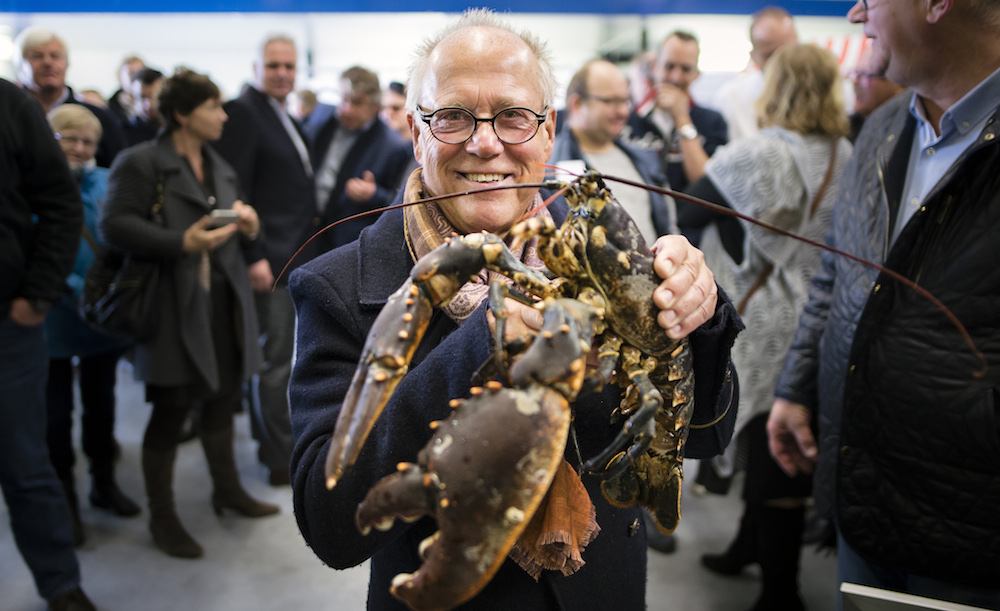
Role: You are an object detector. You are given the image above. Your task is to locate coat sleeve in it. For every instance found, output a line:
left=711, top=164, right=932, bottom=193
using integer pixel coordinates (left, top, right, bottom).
left=698, top=108, right=729, bottom=158
left=684, top=287, right=743, bottom=458
left=772, top=224, right=836, bottom=410
left=100, top=147, right=186, bottom=259
left=14, top=89, right=83, bottom=305
left=287, top=260, right=497, bottom=570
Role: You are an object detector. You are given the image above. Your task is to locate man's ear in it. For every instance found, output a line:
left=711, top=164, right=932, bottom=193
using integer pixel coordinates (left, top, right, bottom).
left=925, top=0, right=953, bottom=23
left=411, top=112, right=425, bottom=166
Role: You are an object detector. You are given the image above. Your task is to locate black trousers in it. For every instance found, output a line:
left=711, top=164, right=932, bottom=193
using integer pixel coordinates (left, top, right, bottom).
left=46, top=349, right=125, bottom=480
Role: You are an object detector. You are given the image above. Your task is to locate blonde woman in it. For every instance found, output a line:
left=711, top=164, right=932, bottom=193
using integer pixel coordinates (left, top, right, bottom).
left=679, top=43, right=853, bottom=611
left=46, top=104, right=137, bottom=548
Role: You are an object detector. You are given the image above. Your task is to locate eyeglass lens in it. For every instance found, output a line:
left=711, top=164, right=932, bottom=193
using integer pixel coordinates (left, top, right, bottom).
left=423, top=107, right=544, bottom=145
left=56, top=134, right=97, bottom=148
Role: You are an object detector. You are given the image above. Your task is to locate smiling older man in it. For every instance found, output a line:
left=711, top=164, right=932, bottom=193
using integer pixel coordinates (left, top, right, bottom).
left=287, top=10, right=741, bottom=610
left=14, top=26, right=126, bottom=168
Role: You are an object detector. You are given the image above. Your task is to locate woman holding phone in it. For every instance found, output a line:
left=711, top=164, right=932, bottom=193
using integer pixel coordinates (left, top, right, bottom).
left=102, top=68, right=278, bottom=560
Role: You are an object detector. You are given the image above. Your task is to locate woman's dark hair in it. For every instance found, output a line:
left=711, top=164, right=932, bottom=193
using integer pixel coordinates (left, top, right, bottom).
left=158, top=67, right=221, bottom=132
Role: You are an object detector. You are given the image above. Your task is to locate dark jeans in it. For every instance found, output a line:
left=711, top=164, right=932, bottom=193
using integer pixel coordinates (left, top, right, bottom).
left=250, top=285, right=294, bottom=472
left=46, top=349, right=125, bottom=480
left=837, top=531, right=1000, bottom=610
left=0, top=318, right=80, bottom=600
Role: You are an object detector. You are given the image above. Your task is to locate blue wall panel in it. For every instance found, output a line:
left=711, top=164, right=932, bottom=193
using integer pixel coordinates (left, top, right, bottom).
left=0, top=0, right=857, bottom=16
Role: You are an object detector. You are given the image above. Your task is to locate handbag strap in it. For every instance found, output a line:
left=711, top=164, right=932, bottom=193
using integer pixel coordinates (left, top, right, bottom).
left=81, top=225, right=99, bottom=253
left=736, top=139, right=838, bottom=316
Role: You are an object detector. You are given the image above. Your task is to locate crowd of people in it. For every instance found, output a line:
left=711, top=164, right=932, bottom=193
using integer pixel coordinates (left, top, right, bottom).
left=2, top=1, right=999, bottom=610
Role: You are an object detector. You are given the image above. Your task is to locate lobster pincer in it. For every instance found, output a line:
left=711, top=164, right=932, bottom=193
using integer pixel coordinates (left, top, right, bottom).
left=325, top=232, right=553, bottom=489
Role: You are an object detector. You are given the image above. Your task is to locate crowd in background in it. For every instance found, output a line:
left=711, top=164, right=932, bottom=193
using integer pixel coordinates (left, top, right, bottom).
left=5, top=1, right=998, bottom=610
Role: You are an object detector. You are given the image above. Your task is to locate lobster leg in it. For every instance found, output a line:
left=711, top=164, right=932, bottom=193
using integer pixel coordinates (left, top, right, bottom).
left=600, top=341, right=695, bottom=534
left=581, top=346, right=661, bottom=478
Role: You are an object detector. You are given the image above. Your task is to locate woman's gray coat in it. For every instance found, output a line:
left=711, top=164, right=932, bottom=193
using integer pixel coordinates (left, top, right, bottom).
left=101, top=134, right=261, bottom=392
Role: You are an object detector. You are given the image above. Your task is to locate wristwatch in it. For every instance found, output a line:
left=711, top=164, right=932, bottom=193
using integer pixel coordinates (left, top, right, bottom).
left=677, top=123, right=699, bottom=141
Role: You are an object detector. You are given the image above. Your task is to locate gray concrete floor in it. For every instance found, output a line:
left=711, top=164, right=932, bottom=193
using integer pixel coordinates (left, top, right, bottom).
left=1, top=362, right=838, bottom=610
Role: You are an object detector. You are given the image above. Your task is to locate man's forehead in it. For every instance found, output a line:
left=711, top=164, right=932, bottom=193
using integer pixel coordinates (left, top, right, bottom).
left=423, top=32, right=542, bottom=105
left=264, top=41, right=296, bottom=60
left=660, top=38, right=698, bottom=62
left=27, top=38, right=66, bottom=56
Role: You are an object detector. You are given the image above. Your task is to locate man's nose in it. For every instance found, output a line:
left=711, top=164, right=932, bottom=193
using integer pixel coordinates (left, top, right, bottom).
left=467, top=121, right=503, bottom=155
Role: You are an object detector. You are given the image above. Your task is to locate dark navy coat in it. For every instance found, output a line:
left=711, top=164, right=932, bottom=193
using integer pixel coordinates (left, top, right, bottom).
left=288, top=192, right=742, bottom=610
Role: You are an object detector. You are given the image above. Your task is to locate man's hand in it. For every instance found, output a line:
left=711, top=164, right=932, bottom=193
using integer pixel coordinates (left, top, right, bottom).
left=767, top=398, right=818, bottom=477
left=655, top=83, right=692, bottom=122
left=487, top=298, right=543, bottom=344
left=345, top=171, right=377, bottom=203
left=248, top=259, right=275, bottom=293
left=651, top=235, right=717, bottom=339
left=9, top=297, right=46, bottom=327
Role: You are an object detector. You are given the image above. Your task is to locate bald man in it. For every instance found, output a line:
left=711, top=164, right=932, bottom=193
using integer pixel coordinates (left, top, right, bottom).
left=712, top=7, right=799, bottom=141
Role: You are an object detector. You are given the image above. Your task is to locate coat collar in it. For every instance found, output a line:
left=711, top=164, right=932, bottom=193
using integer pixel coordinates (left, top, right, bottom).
left=153, top=133, right=239, bottom=210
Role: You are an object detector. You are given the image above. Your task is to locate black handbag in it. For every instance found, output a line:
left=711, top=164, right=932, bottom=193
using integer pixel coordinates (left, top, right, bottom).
left=79, top=175, right=165, bottom=340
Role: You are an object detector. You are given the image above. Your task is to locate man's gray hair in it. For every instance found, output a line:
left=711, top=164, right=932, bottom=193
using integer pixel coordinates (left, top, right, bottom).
left=13, top=26, right=65, bottom=86
left=406, top=8, right=557, bottom=111
left=257, top=34, right=296, bottom=64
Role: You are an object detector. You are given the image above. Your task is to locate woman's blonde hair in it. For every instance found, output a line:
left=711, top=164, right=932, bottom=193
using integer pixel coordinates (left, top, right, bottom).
left=756, top=43, right=849, bottom=138
left=47, top=104, right=103, bottom=139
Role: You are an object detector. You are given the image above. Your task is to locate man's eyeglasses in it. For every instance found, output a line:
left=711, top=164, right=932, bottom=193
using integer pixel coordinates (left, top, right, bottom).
left=585, top=95, right=633, bottom=110
left=419, top=107, right=547, bottom=145
left=55, top=133, right=97, bottom=148
left=849, top=70, right=885, bottom=86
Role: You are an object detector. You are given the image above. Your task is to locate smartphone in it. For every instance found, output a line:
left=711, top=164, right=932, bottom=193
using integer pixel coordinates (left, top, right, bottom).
left=208, top=208, right=239, bottom=227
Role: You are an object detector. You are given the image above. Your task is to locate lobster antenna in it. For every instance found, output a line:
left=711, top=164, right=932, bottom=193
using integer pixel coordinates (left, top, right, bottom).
left=599, top=173, right=987, bottom=378
left=271, top=172, right=559, bottom=289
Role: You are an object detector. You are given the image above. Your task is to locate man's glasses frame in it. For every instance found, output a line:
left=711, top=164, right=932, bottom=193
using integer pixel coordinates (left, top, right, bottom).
left=418, top=106, right=547, bottom=145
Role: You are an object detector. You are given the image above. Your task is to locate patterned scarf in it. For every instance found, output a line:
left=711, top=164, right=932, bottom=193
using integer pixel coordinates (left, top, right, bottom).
left=402, top=168, right=550, bottom=323
left=401, top=168, right=600, bottom=578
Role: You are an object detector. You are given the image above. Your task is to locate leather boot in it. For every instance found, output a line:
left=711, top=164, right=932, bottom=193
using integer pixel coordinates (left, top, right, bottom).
left=200, top=428, right=280, bottom=518
left=702, top=502, right=759, bottom=576
left=748, top=505, right=806, bottom=611
left=59, top=474, right=86, bottom=548
left=142, top=447, right=203, bottom=558
left=89, top=459, right=141, bottom=517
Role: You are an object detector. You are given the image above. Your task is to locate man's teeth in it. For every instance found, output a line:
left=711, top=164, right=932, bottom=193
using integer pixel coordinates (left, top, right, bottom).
left=464, top=173, right=505, bottom=183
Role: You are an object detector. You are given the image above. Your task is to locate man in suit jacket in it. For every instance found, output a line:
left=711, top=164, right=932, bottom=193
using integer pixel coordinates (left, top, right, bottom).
left=621, top=30, right=728, bottom=194
left=213, top=34, right=319, bottom=486
left=312, top=66, right=413, bottom=252
left=14, top=26, right=126, bottom=169
left=550, top=59, right=677, bottom=243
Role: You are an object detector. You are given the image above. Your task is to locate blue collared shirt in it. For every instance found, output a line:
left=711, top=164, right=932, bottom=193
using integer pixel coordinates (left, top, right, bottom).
left=892, top=66, right=1000, bottom=245
left=890, top=70, right=1000, bottom=245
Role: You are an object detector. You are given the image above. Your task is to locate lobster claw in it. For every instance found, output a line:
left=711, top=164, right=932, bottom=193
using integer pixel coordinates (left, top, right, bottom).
left=356, top=382, right=571, bottom=611
left=326, top=233, right=554, bottom=489
left=325, top=279, right=434, bottom=489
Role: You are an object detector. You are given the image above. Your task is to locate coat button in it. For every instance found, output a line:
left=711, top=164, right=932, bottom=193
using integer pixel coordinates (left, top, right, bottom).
left=840, top=446, right=852, bottom=460
left=873, top=284, right=881, bottom=294
left=848, top=364, right=856, bottom=374
left=312, top=217, right=321, bottom=226
left=628, top=518, right=640, bottom=537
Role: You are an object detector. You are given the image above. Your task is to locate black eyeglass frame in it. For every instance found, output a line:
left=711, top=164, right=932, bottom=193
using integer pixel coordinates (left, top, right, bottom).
left=418, top=106, right=548, bottom=145
left=583, top=94, right=634, bottom=109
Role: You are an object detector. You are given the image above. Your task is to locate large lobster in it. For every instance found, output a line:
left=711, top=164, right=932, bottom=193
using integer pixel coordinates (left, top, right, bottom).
left=323, top=171, right=700, bottom=610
